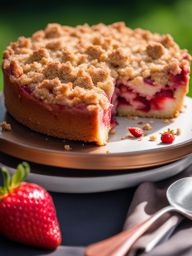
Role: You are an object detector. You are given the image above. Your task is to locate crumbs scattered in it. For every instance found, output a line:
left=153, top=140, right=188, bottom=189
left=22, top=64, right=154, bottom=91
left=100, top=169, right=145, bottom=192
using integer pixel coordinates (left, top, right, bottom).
left=137, top=121, right=144, bottom=125
left=176, top=128, right=181, bottom=136
left=0, top=121, right=12, bottom=131
left=143, top=123, right=152, bottom=130
left=105, top=150, right=110, bottom=154
left=110, top=128, right=116, bottom=135
left=163, top=118, right=176, bottom=124
left=149, top=135, right=157, bottom=141
left=163, top=119, right=170, bottom=124
left=64, top=144, right=72, bottom=151
left=127, top=115, right=138, bottom=120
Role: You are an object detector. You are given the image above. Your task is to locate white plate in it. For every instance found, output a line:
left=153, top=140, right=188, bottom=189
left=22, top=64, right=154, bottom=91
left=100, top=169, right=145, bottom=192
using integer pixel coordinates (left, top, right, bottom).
left=0, top=156, right=191, bottom=193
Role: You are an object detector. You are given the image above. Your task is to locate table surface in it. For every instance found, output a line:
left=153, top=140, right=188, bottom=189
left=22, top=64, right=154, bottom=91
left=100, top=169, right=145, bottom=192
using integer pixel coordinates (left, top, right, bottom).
left=0, top=174, right=135, bottom=256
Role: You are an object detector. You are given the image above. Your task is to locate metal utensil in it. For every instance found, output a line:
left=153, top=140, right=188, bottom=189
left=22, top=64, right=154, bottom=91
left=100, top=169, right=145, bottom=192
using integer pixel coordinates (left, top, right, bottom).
left=85, top=177, right=192, bottom=256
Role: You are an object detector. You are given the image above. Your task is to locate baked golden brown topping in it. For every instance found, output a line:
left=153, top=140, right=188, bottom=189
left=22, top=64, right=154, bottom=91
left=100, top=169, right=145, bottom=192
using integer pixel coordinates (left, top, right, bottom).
left=2, top=22, right=191, bottom=110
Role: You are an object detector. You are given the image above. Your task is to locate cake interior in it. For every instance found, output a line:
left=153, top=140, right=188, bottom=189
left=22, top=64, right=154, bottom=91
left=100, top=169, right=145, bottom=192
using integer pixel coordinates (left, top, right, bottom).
left=111, top=64, right=189, bottom=119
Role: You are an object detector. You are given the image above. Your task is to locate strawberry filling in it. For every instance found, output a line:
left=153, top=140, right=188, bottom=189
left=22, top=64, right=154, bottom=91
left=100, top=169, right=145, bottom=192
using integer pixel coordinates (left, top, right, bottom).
left=112, top=65, right=189, bottom=115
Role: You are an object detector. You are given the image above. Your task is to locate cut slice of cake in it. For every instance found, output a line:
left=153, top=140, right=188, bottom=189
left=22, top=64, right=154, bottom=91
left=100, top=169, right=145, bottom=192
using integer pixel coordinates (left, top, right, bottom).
left=2, top=22, right=191, bottom=145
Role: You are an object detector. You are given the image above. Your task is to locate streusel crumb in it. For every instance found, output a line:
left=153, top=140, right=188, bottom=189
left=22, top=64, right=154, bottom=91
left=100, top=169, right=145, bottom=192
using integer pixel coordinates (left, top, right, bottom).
left=64, top=144, right=72, bottom=151
left=0, top=121, right=12, bottom=131
left=149, top=135, right=157, bottom=141
left=127, top=115, right=136, bottom=120
left=110, top=128, right=116, bottom=135
left=146, top=43, right=165, bottom=59
left=163, top=119, right=171, bottom=124
left=3, top=22, right=191, bottom=110
left=143, top=123, right=152, bottom=130
left=176, top=128, right=181, bottom=136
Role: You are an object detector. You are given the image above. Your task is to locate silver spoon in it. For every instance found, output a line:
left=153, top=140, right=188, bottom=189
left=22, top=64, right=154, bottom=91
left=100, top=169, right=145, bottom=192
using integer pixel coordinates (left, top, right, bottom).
left=85, top=177, right=192, bottom=256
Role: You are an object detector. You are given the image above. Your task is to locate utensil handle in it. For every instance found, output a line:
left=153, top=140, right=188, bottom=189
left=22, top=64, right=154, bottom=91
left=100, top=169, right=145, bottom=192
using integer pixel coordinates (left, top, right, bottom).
left=85, top=206, right=174, bottom=256
left=143, top=215, right=183, bottom=253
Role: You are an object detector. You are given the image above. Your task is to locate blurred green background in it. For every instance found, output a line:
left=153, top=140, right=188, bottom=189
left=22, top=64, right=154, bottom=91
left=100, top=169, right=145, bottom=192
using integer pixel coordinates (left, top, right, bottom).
left=0, top=0, right=192, bottom=95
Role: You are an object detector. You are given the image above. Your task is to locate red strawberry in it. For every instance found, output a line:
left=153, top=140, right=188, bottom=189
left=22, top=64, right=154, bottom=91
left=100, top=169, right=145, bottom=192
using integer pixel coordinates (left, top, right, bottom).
left=128, top=127, right=144, bottom=138
left=0, top=162, right=62, bottom=249
left=161, top=129, right=175, bottom=144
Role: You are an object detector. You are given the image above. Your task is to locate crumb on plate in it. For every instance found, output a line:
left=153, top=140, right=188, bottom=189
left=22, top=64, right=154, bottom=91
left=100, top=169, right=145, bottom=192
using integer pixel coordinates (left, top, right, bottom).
left=110, top=128, right=116, bottom=135
left=143, top=123, right=152, bottom=130
left=127, top=115, right=137, bottom=120
left=64, top=144, right=72, bottom=151
left=0, top=121, right=12, bottom=131
left=163, top=119, right=170, bottom=124
left=149, top=135, right=157, bottom=141
left=176, top=128, right=181, bottom=136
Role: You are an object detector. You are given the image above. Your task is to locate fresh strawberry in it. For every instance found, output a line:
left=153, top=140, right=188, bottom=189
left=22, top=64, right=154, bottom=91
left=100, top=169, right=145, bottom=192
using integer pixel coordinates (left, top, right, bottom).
left=128, top=127, right=144, bottom=138
left=0, top=162, right=62, bottom=249
left=161, top=129, right=175, bottom=144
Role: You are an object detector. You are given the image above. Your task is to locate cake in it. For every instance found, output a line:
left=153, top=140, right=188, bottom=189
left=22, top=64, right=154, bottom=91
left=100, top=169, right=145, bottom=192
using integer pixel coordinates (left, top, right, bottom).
left=2, top=22, right=191, bottom=145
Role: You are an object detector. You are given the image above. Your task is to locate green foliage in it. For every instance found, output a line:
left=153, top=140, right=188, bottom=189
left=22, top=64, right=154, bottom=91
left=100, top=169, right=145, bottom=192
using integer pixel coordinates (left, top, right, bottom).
left=0, top=0, right=191, bottom=95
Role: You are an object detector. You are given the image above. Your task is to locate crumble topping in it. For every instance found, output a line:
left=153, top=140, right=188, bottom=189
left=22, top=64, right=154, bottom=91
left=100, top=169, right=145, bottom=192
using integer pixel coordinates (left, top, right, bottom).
left=146, top=42, right=165, bottom=59
left=3, top=22, right=191, bottom=109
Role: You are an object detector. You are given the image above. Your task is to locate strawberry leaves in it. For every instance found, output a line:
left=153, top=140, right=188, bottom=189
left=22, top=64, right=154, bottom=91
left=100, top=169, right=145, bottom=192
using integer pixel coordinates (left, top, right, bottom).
left=1, top=166, right=11, bottom=193
left=0, top=162, right=30, bottom=199
left=11, top=162, right=30, bottom=188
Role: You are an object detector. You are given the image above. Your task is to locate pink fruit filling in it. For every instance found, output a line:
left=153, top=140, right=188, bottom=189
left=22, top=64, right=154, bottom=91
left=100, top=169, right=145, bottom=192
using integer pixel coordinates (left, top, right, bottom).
left=112, top=84, right=175, bottom=113
left=112, top=66, right=189, bottom=116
